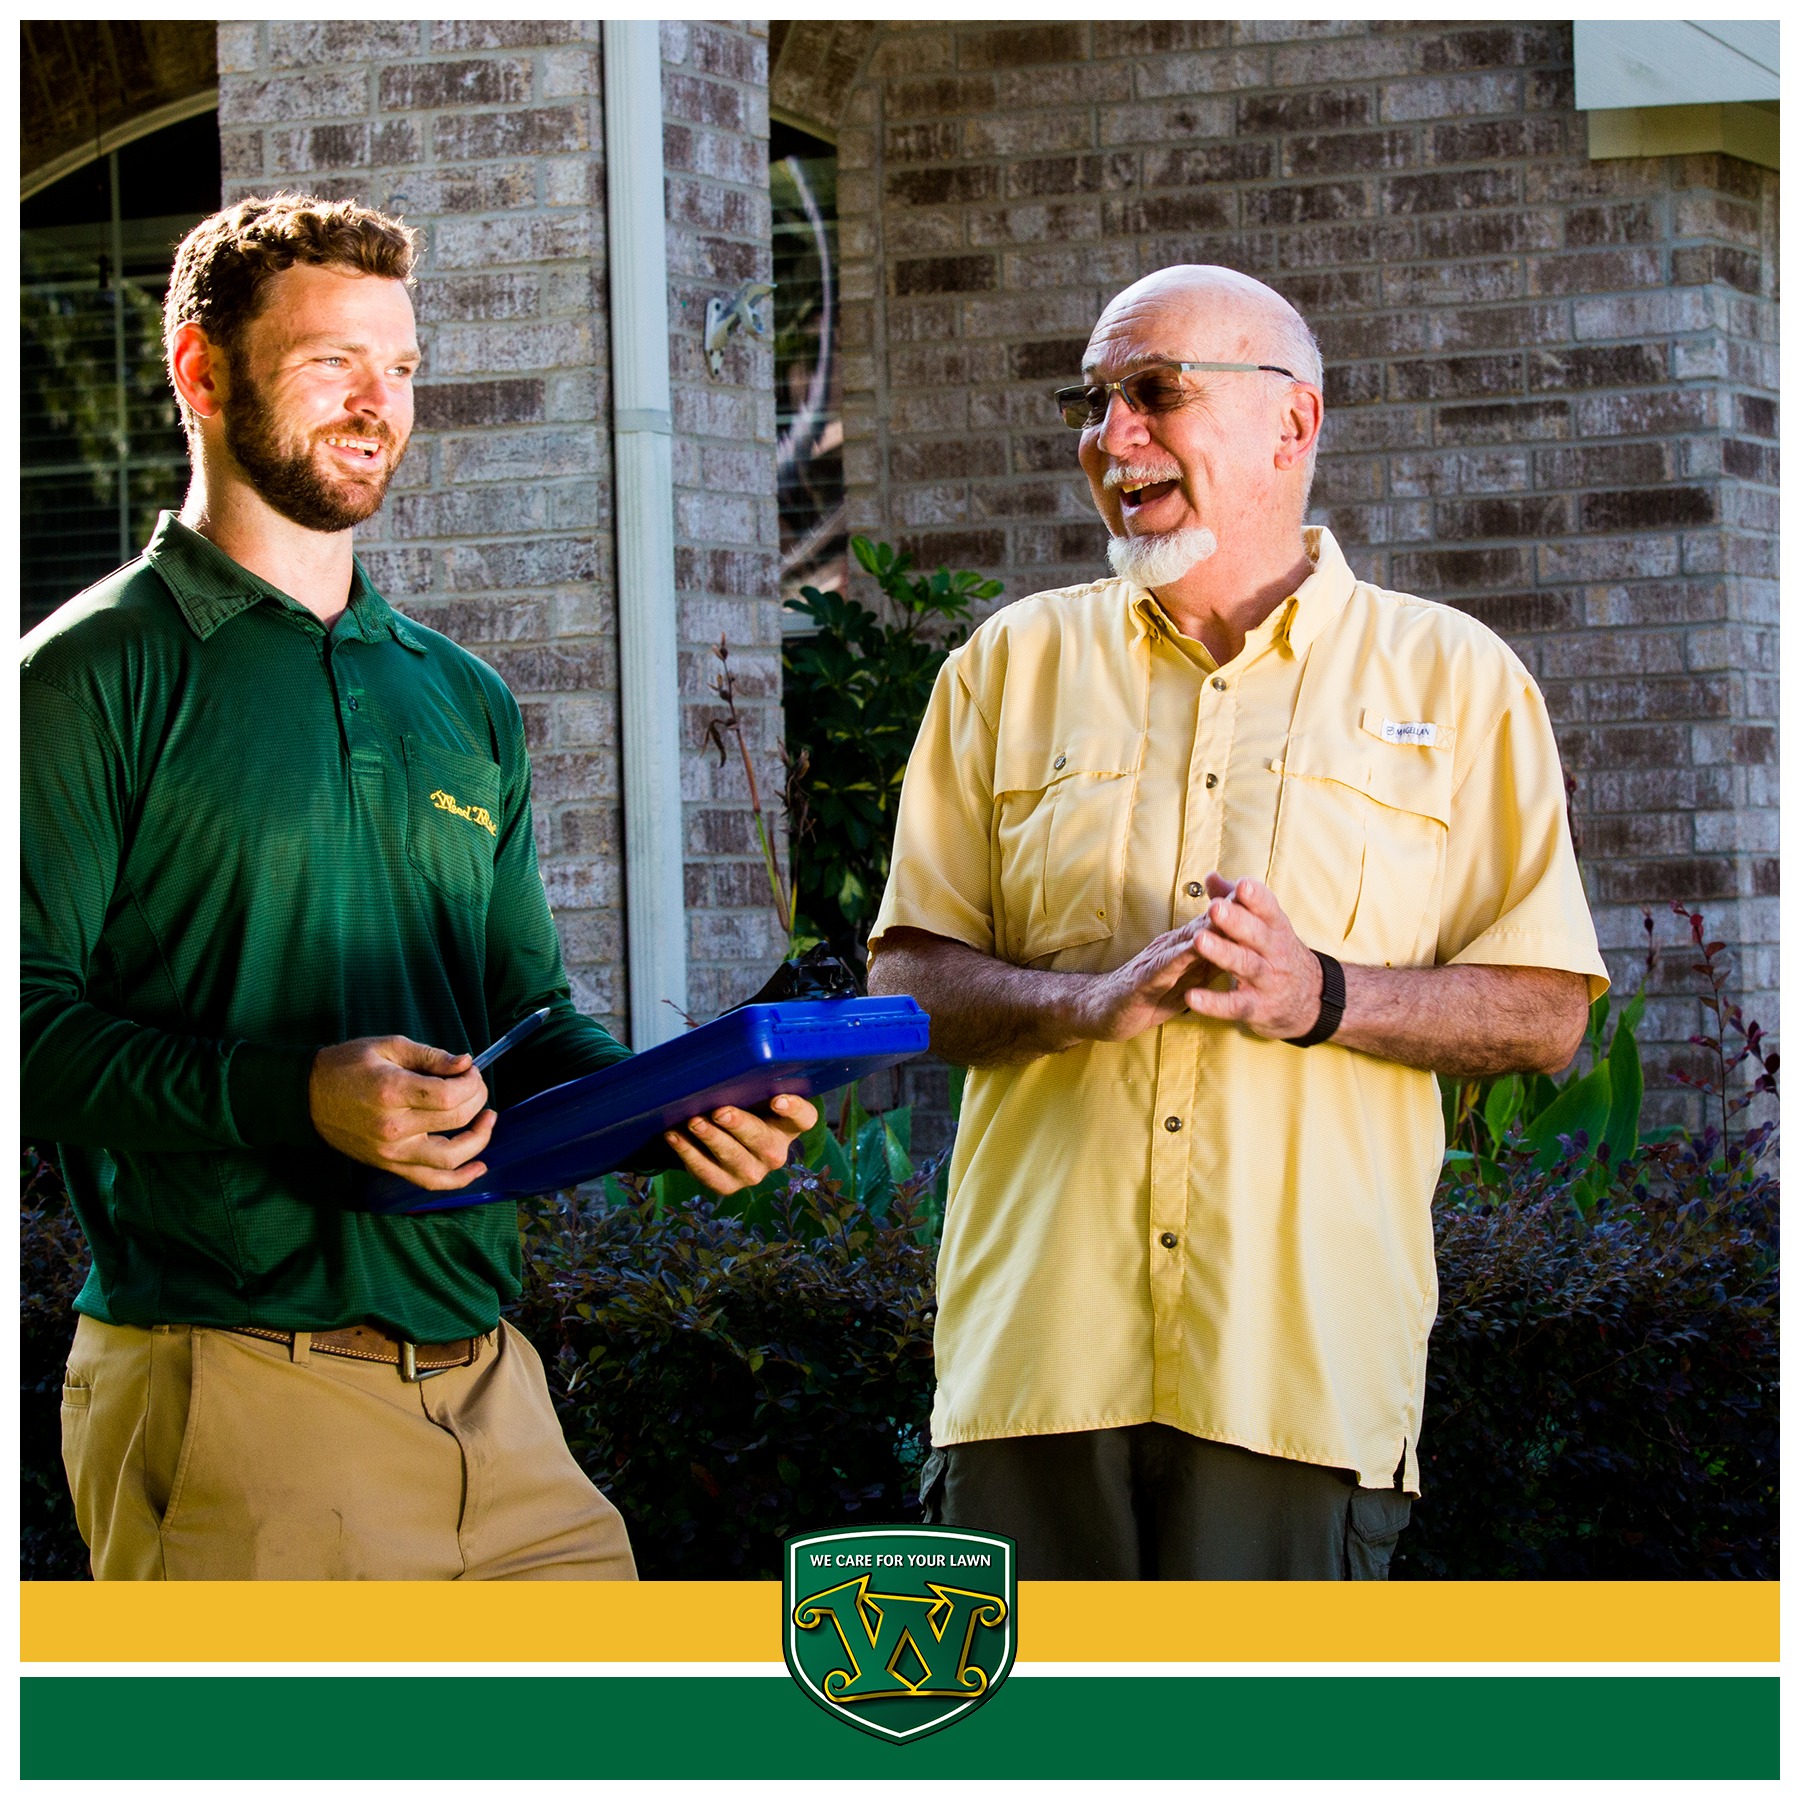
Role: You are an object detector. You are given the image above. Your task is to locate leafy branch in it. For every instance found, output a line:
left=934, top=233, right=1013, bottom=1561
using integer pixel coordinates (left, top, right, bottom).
left=1670, top=903, right=1779, bottom=1159
left=780, top=536, right=1001, bottom=963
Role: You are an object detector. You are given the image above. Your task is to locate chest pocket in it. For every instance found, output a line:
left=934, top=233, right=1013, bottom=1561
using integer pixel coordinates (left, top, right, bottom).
left=405, top=734, right=502, bottom=912
left=993, top=730, right=1142, bottom=964
left=1270, top=710, right=1454, bottom=968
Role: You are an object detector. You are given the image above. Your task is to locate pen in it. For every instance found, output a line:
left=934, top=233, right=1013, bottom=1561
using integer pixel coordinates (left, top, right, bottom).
left=471, top=1006, right=553, bottom=1072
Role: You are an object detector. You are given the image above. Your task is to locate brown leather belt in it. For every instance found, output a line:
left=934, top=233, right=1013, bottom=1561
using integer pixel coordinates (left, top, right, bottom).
left=226, top=1322, right=483, bottom=1382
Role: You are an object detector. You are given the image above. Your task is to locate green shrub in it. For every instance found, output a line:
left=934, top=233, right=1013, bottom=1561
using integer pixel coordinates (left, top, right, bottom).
left=1397, top=1125, right=1778, bottom=1579
left=513, top=1159, right=939, bottom=1578
left=17, top=1129, right=1776, bottom=1582
left=1408, top=911, right=1778, bottom=1576
left=782, top=537, right=999, bottom=962
left=20, top=1146, right=91, bottom=1577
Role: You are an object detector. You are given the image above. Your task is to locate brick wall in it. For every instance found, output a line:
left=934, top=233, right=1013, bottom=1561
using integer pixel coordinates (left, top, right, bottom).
left=218, top=20, right=787, bottom=1040
left=661, top=20, right=788, bottom=1019
left=832, top=21, right=1778, bottom=1115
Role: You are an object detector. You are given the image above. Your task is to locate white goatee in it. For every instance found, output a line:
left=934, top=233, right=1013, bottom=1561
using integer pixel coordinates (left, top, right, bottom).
left=1106, top=525, right=1219, bottom=589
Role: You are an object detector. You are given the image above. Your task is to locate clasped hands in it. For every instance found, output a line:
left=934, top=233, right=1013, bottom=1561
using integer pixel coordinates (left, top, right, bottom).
left=309, top=1037, right=816, bottom=1195
left=1075, top=873, right=1327, bottom=1046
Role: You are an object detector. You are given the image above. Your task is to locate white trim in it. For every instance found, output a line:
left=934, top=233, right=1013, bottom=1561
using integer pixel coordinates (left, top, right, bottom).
left=23, top=1660, right=1775, bottom=1679
left=22, top=88, right=219, bottom=201
left=603, top=20, right=689, bottom=1050
left=1573, top=20, right=1778, bottom=111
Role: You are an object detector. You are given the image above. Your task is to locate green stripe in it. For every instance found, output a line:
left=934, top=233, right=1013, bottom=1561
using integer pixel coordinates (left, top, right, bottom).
left=20, top=1676, right=1778, bottom=1780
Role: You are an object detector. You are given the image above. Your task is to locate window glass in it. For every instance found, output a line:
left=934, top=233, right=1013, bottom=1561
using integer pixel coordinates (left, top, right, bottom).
left=770, top=122, right=843, bottom=624
left=20, top=110, right=220, bottom=633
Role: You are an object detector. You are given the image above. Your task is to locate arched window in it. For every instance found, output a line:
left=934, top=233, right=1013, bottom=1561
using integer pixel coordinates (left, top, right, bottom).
left=770, top=121, right=844, bottom=620
left=20, top=109, right=220, bottom=633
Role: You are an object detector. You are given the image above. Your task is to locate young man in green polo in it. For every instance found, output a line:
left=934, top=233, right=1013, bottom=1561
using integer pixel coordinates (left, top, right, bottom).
left=21, top=194, right=815, bottom=1579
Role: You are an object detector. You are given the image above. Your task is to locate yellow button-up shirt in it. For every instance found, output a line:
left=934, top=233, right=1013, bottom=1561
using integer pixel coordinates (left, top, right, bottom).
left=871, top=528, right=1607, bottom=1490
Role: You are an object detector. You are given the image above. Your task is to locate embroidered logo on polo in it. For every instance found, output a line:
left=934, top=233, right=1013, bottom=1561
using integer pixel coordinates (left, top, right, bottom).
left=429, top=788, right=497, bottom=836
left=783, top=1524, right=1017, bottom=1743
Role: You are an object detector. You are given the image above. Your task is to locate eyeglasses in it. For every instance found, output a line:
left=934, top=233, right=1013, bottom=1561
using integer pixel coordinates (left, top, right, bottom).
left=1052, top=361, right=1303, bottom=430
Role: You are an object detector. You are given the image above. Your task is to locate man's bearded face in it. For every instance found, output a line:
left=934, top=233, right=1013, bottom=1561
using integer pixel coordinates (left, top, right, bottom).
left=223, top=347, right=407, bottom=534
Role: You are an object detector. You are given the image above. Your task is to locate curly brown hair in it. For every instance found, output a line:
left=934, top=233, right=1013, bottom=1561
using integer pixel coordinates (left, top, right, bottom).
left=163, top=192, right=419, bottom=423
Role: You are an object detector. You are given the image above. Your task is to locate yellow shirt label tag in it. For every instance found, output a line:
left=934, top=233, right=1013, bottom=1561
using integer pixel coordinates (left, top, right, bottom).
left=430, top=788, right=497, bottom=835
left=1379, top=718, right=1439, bottom=748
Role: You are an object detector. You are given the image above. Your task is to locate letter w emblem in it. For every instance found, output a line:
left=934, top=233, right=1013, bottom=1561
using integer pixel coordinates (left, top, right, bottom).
left=793, top=1577, right=1008, bottom=1704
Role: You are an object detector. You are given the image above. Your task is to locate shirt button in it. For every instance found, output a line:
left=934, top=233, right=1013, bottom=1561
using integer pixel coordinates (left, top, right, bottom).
left=1185, top=881, right=1203, bottom=898
left=1204, top=772, right=1217, bottom=789
left=347, top=696, right=360, bottom=711
left=1159, top=1232, right=1180, bottom=1249
left=1053, top=754, right=1067, bottom=771
left=1164, top=1116, right=1183, bottom=1133
left=1211, top=676, right=1227, bottom=691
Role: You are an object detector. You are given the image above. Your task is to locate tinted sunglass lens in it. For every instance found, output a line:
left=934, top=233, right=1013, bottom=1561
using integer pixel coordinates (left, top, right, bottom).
left=1126, top=371, right=1182, bottom=413
left=1058, top=387, right=1104, bottom=428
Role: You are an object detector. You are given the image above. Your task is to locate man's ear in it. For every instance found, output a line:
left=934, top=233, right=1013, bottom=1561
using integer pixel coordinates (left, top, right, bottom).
left=169, top=322, right=226, bottom=421
left=1272, top=383, right=1323, bottom=473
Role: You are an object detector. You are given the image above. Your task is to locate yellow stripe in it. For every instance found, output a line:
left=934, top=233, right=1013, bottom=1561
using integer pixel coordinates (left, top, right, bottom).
left=20, top=1580, right=1776, bottom=1664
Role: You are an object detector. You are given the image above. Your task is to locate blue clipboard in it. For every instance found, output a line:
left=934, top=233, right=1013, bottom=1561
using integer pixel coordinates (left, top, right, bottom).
left=359, top=997, right=931, bottom=1214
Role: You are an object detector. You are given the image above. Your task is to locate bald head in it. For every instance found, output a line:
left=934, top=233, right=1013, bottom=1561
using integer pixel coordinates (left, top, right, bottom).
left=1088, top=265, right=1322, bottom=390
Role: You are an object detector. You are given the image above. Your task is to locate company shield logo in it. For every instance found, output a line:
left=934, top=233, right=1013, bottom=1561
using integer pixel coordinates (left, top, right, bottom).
left=783, top=1524, right=1017, bottom=1743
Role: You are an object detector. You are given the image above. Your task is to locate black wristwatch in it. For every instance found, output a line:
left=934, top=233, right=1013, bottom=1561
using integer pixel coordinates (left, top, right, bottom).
left=1285, top=950, right=1346, bottom=1047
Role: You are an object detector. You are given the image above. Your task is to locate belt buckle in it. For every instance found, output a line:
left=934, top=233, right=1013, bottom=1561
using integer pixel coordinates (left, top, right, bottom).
left=400, top=1338, right=467, bottom=1381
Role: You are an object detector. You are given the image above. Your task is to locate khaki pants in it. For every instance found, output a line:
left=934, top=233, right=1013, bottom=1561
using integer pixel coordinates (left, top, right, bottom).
left=60, top=1314, right=636, bottom=1581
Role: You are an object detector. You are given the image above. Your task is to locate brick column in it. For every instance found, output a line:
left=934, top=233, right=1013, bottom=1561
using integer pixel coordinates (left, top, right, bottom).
left=661, top=21, right=787, bottom=1018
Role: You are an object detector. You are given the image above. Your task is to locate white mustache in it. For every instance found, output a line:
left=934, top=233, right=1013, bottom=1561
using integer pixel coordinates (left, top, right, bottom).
left=1103, top=461, right=1183, bottom=491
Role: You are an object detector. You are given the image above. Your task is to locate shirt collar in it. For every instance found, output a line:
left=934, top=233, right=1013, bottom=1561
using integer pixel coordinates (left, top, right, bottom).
left=1125, top=525, right=1354, bottom=666
left=143, top=511, right=426, bottom=652
left=1283, top=525, right=1355, bottom=659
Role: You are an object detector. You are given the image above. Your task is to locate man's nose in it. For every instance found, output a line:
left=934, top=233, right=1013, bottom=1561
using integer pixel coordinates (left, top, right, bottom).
left=346, top=367, right=404, bottom=416
left=1092, top=387, right=1148, bottom=457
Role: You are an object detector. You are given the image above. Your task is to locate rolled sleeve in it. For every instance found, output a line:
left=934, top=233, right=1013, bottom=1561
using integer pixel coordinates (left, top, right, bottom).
left=868, top=654, right=997, bottom=962
left=1439, top=676, right=1610, bottom=999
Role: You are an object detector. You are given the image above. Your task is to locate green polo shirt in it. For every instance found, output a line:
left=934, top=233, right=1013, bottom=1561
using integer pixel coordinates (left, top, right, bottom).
left=21, top=513, right=631, bottom=1341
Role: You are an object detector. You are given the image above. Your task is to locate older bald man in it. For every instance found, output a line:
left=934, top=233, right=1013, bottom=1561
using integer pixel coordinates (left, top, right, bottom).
left=868, top=266, right=1608, bottom=1579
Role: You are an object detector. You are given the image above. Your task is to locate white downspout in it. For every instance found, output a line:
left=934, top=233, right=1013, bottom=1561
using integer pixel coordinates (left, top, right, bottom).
left=603, top=20, right=688, bottom=1048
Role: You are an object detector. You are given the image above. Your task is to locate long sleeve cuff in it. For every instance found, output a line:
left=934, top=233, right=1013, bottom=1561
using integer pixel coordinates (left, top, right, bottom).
left=227, top=1042, right=322, bottom=1148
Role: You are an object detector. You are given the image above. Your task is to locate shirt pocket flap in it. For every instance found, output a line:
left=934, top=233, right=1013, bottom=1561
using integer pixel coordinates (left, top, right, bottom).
left=993, top=727, right=1143, bottom=796
left=1284, top=719, right=1454, bottom=827
left=992, top=729, right=1142, bottom=964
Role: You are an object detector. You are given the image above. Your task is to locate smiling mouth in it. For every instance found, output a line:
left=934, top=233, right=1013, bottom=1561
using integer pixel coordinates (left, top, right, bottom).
left=322, top=432, right=385, bottom=462
left=1118, top=477, right=1180, bottom=513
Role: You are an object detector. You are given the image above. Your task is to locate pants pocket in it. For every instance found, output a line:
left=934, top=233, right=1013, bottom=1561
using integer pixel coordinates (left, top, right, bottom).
left=151, top=1330, right=204, bottom=1532
left=1345, top=1486, right=1413, bottom=1581
left=918, top=1447, right=949, bottom=1523
left=59, top=1373, right=93, bottom=1552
